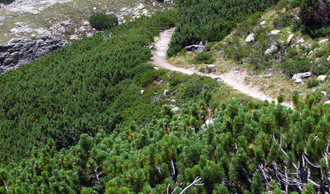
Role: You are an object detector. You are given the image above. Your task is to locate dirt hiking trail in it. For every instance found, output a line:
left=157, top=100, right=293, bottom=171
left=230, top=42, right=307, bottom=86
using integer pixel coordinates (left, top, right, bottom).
left=151, top=28, right=293, bottom=108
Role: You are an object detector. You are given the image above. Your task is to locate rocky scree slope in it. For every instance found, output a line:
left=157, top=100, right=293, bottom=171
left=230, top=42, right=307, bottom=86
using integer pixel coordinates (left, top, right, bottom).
left=0, top=0, right=172, bottom=74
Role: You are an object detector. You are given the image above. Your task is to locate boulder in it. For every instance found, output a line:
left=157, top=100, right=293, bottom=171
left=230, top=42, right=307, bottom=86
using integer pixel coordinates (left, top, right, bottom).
left=0, top=36, right=69, bottom=74
left=137, top=3, right=145, bottom=10
left=8, top=38, right=23, bottom=45
left=243, top=33, right=255, bottom=45
left=324, top=100, right=330, bottom=104
left=316, top=75, right=326, bottom=81
left=171, top=107, right=180, bottom=111
left=319, top=39, right=329, bottom=44
left=308, top=49, right=316, bottom=55
left=265, top=45, right=277, bottom=54
left=292, top=72, right=311, bottom=80
left=120, top=7, right=130, bottom=16
left=185, top=42, right=205, bottom=52
left=82, top=21, right=90, bottom=26
left=287, top=34, right=294, bottom=43
left=69, top=35, right=80, bottom=40
left=269, top=30, right=280, bottom=35
left=297, top=38, right=305, bottom=44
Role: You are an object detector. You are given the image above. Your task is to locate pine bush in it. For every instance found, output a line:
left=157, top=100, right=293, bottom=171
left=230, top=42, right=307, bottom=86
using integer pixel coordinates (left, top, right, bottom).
left=89, top=12, right=118, bottom=30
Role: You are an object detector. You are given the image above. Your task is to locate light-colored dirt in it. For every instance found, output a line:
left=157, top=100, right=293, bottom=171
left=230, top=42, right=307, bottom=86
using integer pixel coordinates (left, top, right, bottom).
left=152, top=28, right=293, bottom=108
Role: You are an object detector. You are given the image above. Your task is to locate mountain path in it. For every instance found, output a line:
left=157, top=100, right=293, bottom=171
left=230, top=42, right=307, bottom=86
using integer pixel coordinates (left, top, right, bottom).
left=151, top=28, right=293, bottom=108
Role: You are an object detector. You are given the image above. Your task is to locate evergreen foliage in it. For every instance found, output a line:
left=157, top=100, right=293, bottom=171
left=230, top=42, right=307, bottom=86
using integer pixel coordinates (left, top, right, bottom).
left=299, top=0, right=330, bottom=37
left=0, top=11, right=176, bottom=164
left=89, top=12, right=118, bottom=30
left=2, top=91, right=330, bottom=193
left=193, top=52, right=214, bottom=64
left=0, top=0, right=14, bottom=4
left=167, top=0, right=279, bottom=56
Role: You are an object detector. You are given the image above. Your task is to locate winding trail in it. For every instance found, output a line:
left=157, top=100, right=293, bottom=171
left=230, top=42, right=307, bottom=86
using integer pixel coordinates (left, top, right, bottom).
left=151, top=28, right=293, bottom=108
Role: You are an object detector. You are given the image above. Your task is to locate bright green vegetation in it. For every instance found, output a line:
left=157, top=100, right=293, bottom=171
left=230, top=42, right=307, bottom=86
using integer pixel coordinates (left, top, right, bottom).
left=89, top=12, right=118, bottom=31
left=218, top=1, right=330, bottom=76
left=2, top=0, right=330, bottom=193
left=193, top=52, right=214, bottom=64
left=0, top=12, right=176, bottom=164
left=1, top=87, right=330, bottom=193
left=167, top=0, right=279, bottom=57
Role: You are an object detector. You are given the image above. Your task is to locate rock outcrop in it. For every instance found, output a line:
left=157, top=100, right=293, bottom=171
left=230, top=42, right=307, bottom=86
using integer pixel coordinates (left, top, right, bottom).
left=0, top=36, right=69, bottom=74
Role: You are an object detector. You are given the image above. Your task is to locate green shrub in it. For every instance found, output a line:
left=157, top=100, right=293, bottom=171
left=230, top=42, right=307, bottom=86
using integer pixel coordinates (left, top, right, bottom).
left=89, top=12, right=118, bottom=30
left=274, top=14, right=293, bottom=29
left=299, top=0, right=330, bottom=37
left=307, top=78, right=319, bottom=88
left=194, top=52, right=214, bottom=64
left=288, top=0, right=301, bottom=8
left=167, top=0, right=279, bottom=56
left=0, top=0, right=14, bottom=4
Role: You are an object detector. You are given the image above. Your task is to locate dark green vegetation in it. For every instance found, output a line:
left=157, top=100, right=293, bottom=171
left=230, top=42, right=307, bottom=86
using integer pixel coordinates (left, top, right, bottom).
left=2, top=88, right=330, bottom=193
left=2, top=0, right=330, bottom=193
left=299, top=0, right=330, bottom=37
left=0, top=0, right=14, bottom=4
left=167, top=0, right=279, bottom=57
left=194, top=52, right=214, bottom=64
left=218, top=1, right=330, bottom=78
left=0, top=12, right=176, bottom=164
left=89, top=12, right=118, bottom=31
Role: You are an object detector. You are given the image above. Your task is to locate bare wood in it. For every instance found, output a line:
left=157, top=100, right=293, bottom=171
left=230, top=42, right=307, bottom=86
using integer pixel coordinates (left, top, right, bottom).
left=180, top=176, right=204, bottom=194
left=3, top=180, right=8, bottom=192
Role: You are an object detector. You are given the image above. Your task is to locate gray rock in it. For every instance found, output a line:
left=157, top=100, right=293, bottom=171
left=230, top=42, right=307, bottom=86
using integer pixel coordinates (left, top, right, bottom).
left=82, top=21, right=90, bottom=26
left=70, top=35, right=80, bottom=40
left=171, top=107, right=180, bottom=111
left=36, top=35, right=50, bottom=40
left=269, top=30, right=280, bottom=35
left=308, top=48, right=316, bottom=55
left=295, top=78, right=303, bottom=83
left=137, top=3, right=145, bottom=10
left=324, top=100, right=330, bottom=104
left=0, top=35, right=69, bottom=74
left=3, top=52, right=21, bottom=67
left=265, top=44, right=277, bottom=54
left=297, top=38, right=305, bottom=44
left=319, top=39, right=329, bottom=44
left=292, top=72, right=311, bottom=80
left=321, top=91, right=327, bottom=96
left=287, top=34, right=294, bottom=43
left=120, top=7, right=130, bottom=16
left=185, top=42, right=206, bottom=52
left=317, top=75, right=326, bottom=81
left=243, top=33, right=255, bottom=45
left=8, top=38, right=23, bottom=45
